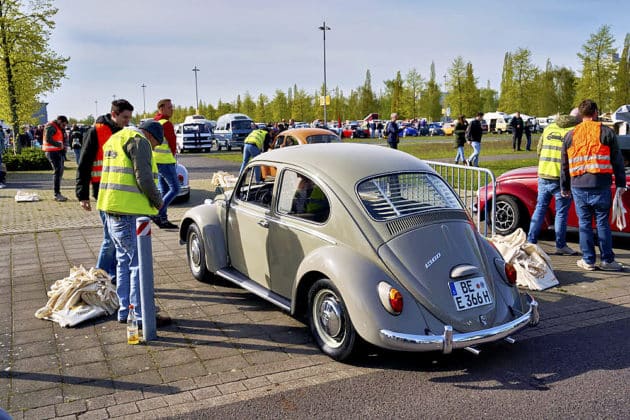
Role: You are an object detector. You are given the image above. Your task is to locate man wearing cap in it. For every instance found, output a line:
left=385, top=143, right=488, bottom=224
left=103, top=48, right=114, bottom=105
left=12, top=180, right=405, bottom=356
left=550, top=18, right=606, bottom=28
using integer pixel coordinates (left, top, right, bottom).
left=526, top=109, right=581, bottom=255
left=97, top=121, right=165, bottom=324
left=43, top=115, right=69, bottom=201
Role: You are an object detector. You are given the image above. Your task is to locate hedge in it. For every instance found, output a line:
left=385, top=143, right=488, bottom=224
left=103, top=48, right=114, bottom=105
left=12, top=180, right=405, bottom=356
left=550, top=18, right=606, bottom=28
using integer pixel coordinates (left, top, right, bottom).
left=3, top=148, right=51, bottom=171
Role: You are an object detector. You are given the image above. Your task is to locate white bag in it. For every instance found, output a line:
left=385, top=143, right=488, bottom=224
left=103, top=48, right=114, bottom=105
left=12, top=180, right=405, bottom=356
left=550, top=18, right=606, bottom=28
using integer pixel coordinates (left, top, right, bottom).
left=611, top=188, right=627, bottom=231
left=489, top=228, right=559, bottom=291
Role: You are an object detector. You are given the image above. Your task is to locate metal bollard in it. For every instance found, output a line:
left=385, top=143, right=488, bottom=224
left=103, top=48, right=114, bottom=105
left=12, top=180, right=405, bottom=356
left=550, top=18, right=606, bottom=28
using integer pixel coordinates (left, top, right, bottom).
left=136, top=216, right=156, bottom=341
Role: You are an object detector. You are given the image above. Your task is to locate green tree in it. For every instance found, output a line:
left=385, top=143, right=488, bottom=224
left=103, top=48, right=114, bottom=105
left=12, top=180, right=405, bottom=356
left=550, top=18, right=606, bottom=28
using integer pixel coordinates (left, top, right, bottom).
left=612, top=33, right=630, bottom=110
left=384, top=71, right=404, bottom=116
left=461, top=62, right=481, bottom=116
left=498, top=52, right=514, bottom=112
left=254, top=94, right=268, bottom=122
left=576, top=25, right=617, bottom=111
left=0, top=0, right=68, bottom=135
left=403, top=68, right=424, bottom=119
left=533, top=59, right=558, bottom=116
left=419, top=62, right=442, bottom=121
left=358, top=69, right=376, bottom=118
left=479, top=81, right=498, bottom=113
left=510, top=48, right=538, bottom=113
left=269, top=89, right=289, bottom=122
left=445, top=57, right=467, bottom=116
left=291, top=85, right=312, bottom=122
left=554, top=67, right=576, bottom=114
left=241, top=92, right=256, bottom=119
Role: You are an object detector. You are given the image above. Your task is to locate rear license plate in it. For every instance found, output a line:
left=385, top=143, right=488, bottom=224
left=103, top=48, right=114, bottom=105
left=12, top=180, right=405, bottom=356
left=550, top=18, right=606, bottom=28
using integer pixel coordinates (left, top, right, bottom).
left=448, top=277, right=493, bottom=311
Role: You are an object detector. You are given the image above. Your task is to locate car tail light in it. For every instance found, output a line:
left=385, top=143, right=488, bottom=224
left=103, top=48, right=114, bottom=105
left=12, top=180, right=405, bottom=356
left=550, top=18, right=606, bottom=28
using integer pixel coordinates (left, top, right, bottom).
left=378, top=282, right=403, bottom=315
left=178, top=174, right=184, bottom=184
left=504, top=262, right=517, bottom=286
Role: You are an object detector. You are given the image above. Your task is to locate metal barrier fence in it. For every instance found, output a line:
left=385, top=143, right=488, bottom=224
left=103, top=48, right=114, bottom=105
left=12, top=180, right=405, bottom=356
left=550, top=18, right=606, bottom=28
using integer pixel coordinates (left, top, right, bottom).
left=425, top=161, right=496, bottom=237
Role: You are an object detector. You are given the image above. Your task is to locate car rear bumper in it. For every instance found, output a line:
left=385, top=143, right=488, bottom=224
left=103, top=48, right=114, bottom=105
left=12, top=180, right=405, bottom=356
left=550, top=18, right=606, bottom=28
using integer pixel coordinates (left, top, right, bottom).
left=379, top=294, right=539, bottom=353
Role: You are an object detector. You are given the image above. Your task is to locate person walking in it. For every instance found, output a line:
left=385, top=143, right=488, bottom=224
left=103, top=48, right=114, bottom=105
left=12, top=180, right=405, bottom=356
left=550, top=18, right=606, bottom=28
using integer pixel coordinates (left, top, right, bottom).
left=561, top=99, right=627, bottom=271
left=43, top=115, right=69, bottom=201
left=527, top=110, right=580, bottom=255
left=453, top=115, right=468, bottom=165
left=386, top=113, right=399, bottom=149
left=70, top=124, right=83, bottom=164
left=152, top=99, right=180, bottom=229
left=76, top=99, right=134, bottom=283
left=510, top=112, right=524, bottom=151
left=96, top=121, right=166, bottom=324
left=524, top=117, right=533, bottom=151
left=466, top=112, right=484, bottom=167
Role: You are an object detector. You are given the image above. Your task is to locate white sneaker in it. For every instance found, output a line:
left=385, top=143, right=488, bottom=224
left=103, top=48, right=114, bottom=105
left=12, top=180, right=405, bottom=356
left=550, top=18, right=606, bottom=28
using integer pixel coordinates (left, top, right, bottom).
left=600, top=260, right=623, bottom=271
left=0, top=183, right=6, bottom=189
left=555, top=245, right=578, bottom=256
left=576, top=259, right=596, bottom=271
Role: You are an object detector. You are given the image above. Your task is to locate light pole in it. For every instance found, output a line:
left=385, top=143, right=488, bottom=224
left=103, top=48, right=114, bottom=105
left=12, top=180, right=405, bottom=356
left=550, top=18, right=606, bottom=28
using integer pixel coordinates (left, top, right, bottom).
left=318, top=21, right=331, bottom=127
left=95, top=100, right=98, bottom=117
left=192, top=65, right=200, bottom=114
left=141, top=84, right=147, bottom=115
left=113, top=94, right=116, bottom=101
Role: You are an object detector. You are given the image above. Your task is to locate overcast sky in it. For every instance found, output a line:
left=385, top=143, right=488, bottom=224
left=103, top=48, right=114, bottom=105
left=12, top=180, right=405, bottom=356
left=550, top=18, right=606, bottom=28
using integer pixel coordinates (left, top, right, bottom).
left=44, top=0, right=629, bottom=119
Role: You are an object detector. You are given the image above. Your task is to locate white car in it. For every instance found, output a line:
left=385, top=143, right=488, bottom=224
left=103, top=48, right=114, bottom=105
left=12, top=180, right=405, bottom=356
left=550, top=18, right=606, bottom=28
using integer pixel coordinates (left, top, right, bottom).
left=174, top=163, right=190, bottom=202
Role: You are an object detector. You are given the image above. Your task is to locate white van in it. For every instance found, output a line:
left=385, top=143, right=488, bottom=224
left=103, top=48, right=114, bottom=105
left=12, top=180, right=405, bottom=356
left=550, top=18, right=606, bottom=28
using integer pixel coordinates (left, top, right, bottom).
left=175, top=119, right=214, bottom=153
left=214, top=113, right=254, bottom=151
left=484, top=112, right=510, bottom=134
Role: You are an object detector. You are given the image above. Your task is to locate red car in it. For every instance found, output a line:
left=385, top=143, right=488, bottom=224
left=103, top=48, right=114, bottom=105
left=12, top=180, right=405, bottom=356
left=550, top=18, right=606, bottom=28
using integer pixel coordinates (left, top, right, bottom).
left=476, top=134, right=630, bottom=236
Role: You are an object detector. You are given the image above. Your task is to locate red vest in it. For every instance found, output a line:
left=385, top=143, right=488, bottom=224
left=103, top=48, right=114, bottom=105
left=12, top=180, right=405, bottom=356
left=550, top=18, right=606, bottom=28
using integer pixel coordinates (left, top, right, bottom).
left=42, top=121, right=64, bottom=152
left=91, top=123, right=113, bottom=183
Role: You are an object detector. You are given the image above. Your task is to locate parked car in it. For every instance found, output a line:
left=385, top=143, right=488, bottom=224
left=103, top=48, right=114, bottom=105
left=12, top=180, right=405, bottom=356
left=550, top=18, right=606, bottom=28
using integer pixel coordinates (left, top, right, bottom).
left=428, top=123, right=445, bottom=136
left=475, top=134, right=630, bottom=236
left=175, top=121, right=214, bottom=153
left=272, top=128, right=340, bottom=148
left=398, top=124, right=418, bottom=137
left=173, top=162, right=190, bottom=202
left=214, top=113, right=254, bottom=151
left=442, top=122, right=455, bottom=136
left=341, top=123, right=369, bottom=139
left=179, top=143, right=539, bottom=361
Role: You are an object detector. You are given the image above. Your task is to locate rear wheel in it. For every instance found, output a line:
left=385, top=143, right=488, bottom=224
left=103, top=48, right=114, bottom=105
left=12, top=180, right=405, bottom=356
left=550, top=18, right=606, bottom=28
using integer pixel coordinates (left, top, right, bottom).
left=186, top=223, right=213, bottom=283
left=491, top=195, right=526, bottom=235
left=308, top=279, right=358, bottom=361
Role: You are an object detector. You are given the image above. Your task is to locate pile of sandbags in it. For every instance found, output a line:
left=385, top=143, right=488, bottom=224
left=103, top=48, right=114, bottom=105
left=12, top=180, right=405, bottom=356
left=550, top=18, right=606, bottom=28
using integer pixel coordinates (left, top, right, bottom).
left=211, top=171, right=238, bottom=193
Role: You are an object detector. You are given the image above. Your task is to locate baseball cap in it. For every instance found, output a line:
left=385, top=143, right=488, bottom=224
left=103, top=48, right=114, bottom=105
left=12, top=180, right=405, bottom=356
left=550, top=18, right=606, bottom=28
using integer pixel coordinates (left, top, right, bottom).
left=139, top=120, right=164, bottom=144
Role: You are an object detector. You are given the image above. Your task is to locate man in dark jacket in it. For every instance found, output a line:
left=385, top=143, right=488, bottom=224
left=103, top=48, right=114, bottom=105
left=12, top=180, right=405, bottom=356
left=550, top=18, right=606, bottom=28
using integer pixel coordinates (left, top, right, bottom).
left=510, top=112, right=524, bottom=151
left=76, top=99, right=134, bottom=282
left=386, top=113, right=399, bottom=149
left=561, top=99, right=627, bottom=271
left=466, top=112, right=484, bottom=166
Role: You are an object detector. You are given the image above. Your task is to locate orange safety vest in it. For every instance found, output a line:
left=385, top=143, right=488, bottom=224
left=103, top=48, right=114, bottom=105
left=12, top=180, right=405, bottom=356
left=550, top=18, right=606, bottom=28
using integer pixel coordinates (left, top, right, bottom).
left=91, top=123, right=113, bottom=183
left=567, top=121, right=613, bottom=177
left=42, top=121, right=64, bottom=152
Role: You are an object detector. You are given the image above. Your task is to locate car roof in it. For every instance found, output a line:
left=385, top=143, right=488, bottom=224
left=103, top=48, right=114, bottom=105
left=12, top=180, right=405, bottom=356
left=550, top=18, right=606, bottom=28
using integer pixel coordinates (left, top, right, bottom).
left=278, top=128, right=338, bottom=141
left=252, top=143, right=434, bottom=187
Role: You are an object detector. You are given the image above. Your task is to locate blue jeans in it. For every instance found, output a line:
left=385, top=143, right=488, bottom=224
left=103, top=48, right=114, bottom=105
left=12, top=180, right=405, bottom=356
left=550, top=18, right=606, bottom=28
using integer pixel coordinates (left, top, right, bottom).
left=571, top=187, right=614, bottom=264
left=455, top=146, right=465, bottom=163
left=97, top=210, right=117, bottom=282
left=240, top=143, right=261, bottom=173
left=105, top=213, right=141, bottom=320
left=468, top=142, right=481, bottom=167
left=73, top=148, right=81, bottom=164
left=527, top=178, right=571, bottom=248
left=157, top=163, right=180, bottom=221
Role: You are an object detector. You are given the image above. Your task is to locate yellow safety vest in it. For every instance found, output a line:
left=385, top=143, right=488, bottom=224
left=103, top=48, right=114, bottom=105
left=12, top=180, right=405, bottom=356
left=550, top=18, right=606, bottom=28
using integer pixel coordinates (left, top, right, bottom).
left=97, top=127, right=159, bottom=216
left=244, top=129, right=267, bottom=150
left=152, top=118, right=177, bottom=164
left=537, top=123, right=573, bottom=179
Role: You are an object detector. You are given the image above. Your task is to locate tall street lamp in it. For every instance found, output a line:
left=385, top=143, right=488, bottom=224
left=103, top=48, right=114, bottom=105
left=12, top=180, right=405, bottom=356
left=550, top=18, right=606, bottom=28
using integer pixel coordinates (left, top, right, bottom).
left=192, top=65, right=200, bottom=114
left=318, top=21, right=331, bottom=127
left=141, top=83, right=147, bottom=115
left=94, top=100, right=98, bottom=117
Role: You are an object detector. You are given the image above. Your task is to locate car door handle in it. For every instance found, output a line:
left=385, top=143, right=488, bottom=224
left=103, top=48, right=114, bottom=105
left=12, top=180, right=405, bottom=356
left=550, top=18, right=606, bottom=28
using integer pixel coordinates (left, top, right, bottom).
left=257, top=220, right=269, bottom=228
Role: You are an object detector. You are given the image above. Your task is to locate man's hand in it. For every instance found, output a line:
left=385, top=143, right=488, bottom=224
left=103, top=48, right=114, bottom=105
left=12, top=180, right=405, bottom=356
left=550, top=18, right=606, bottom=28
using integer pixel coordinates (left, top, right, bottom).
left=561, top=190, right=571, bottom=198
left=617, top=187, right=627, bottom=195
left=80, top=200, right=92, bottom=211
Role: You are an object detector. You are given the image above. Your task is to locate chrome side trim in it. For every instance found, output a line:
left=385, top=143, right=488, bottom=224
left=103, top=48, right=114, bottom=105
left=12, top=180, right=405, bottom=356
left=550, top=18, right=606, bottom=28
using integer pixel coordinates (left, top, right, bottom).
left=215, top=268, right=291, bottom=312
left=379, top=294, right=539, bottom=353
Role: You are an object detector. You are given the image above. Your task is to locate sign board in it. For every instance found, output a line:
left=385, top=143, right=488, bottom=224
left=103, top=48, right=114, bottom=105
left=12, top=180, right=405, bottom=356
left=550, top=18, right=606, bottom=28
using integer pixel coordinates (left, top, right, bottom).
left=319, top=95, right=330, bottom=106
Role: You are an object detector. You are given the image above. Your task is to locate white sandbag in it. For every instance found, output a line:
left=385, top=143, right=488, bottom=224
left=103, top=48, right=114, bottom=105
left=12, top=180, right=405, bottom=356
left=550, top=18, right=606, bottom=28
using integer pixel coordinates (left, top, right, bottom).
left=611, top=188, right=627, bottom=231
left=489, top=228, right=559, bottom=291
left=15, top=190, right=40, bottom=202
left=211, top=171, right=237, bottom=193
left=35, top=266, right=118, bottom=327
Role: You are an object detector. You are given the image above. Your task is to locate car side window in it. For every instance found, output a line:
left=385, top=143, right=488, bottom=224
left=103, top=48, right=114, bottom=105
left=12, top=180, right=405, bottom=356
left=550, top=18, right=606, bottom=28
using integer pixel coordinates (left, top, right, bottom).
left=235, top=166, right=276, bottom=208
left=277, top=170, right=330, bottom=223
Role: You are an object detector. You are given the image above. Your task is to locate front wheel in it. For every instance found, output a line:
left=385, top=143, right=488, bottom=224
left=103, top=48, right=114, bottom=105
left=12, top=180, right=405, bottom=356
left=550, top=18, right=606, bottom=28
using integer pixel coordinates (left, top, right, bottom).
left=186, top=223, right=213, bottom=283
left=491, top=196, right=526, bottom=235
left=308, top=279, right=358, bottom=361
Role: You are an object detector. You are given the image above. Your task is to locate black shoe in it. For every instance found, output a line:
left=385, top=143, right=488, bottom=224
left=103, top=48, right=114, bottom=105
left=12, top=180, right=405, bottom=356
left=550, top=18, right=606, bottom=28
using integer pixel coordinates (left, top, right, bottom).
left=158, top=220, right=178, bottom=229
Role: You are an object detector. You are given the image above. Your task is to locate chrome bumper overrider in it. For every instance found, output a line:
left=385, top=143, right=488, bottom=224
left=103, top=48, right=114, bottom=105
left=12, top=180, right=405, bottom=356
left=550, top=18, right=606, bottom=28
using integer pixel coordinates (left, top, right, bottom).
left=379, top=294, right=539, bottom=353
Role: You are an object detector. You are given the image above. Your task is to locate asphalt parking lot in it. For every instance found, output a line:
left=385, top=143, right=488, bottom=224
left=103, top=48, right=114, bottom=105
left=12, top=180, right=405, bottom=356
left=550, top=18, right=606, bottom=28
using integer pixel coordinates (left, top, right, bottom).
left=0, top=154, right=628, bottom=419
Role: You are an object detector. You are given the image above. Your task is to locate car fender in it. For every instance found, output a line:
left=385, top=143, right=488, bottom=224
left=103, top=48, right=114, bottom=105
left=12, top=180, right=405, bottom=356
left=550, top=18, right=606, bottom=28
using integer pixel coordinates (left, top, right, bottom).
left=292, top=245, right=427, bottom=346
left=179, top=203, right=228, bottom=273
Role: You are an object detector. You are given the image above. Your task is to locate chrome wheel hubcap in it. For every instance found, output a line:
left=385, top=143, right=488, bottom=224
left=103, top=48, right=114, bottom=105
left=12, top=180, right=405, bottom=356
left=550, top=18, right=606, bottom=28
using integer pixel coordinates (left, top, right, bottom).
left=313, top=289, right=345, bottom=348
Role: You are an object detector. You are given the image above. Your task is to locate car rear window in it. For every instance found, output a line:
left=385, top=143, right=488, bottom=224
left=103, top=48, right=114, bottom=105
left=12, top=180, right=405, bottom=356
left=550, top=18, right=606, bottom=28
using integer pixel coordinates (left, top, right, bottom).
left=357, top=172, right=463, bottom=221
left=182, top=123, right=210, bottom=133
left=306, top=134, right=339, bottom=144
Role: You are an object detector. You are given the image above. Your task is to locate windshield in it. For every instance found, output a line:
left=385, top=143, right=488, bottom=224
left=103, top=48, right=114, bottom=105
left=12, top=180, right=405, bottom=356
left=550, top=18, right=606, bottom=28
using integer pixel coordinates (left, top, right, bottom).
left=307, top=134, right=339, bottom=144
left=232, top=120, right=253, bottom=130
left=357, top=172, right=463, bottom=221
left=183, top=123, right=210, bottom=133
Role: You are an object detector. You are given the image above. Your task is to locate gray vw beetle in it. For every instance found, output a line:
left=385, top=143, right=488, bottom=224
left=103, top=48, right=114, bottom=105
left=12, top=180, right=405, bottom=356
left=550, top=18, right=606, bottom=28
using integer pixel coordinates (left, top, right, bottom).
left=179, top=143, right=539, bottom=361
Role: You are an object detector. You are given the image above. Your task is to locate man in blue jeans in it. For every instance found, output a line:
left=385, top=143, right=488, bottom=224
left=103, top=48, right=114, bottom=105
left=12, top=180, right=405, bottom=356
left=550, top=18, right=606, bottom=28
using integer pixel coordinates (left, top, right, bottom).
left=240, top=126, right=270, bottom=179
left=527, top=111, right=580, bottom=255
left=561, top=99, right=627, bottom=271
left=153, top=99, right=180, bottom=229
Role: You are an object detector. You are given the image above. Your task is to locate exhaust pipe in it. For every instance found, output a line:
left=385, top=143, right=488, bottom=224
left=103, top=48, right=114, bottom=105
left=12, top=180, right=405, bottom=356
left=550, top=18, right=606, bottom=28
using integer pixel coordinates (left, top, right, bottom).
left=504, top=336, right=516, bottom=344
left=464, top=346, right=481, bottom=355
